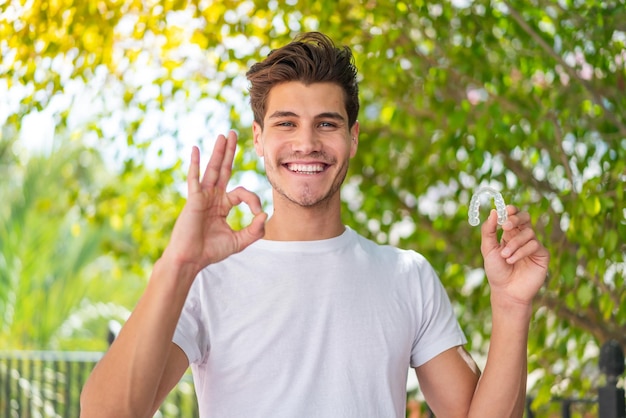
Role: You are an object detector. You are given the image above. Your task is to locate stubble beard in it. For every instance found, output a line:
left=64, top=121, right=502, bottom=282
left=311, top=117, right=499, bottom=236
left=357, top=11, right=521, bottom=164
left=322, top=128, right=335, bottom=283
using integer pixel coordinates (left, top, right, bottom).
left=266, top=157, right=349, bottom=209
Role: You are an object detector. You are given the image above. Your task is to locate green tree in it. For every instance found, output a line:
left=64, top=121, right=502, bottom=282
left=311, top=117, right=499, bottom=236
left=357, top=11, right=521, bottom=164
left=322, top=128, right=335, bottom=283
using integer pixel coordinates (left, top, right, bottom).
left=0, top=135, right=185, bottom=350
left=2, top=0, right=624, bottom=410
left=0, top=137, right=124, bottom=350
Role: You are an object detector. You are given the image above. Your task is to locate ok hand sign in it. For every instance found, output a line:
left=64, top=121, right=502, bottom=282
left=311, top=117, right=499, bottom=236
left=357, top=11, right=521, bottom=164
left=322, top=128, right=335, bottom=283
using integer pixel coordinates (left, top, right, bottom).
left=162, top=131, right=268, bottom=276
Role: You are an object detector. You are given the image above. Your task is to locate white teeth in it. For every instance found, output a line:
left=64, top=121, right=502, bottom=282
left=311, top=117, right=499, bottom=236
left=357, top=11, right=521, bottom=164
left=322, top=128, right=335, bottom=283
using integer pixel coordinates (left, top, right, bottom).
left=287, top=163, right=325, bottom=173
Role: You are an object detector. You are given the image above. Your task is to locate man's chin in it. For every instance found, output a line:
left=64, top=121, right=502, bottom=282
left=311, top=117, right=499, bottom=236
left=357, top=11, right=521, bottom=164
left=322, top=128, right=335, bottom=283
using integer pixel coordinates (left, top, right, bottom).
left=281, top=191, right=332, bottom=208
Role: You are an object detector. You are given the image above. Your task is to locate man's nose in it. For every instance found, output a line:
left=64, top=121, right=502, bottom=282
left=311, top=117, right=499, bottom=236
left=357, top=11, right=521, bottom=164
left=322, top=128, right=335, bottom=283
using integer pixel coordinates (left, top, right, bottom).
left=291, top=127, right=322, bottom=153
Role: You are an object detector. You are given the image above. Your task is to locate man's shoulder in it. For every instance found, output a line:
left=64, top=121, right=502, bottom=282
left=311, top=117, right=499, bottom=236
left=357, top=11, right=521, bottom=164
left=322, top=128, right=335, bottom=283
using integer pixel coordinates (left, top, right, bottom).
left=350, top=227, right=423, bottom=254
left=349, top=227, right=430, bottom=267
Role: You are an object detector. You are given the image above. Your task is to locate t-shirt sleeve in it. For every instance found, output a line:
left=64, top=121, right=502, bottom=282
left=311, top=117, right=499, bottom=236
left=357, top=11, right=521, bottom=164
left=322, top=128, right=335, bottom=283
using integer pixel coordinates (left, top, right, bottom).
left=410, top=258, right=467, bottom=368
left=172, top=275, right=209, bottom=365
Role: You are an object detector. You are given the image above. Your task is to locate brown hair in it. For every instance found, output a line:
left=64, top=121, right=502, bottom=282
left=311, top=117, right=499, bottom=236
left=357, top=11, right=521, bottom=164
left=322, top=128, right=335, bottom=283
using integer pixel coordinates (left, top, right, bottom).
left=246, top=32, right=359, bottom=129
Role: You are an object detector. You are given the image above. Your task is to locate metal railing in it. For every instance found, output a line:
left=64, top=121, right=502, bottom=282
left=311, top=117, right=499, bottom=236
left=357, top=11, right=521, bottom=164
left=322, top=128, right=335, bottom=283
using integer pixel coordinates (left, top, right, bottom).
left=1, top=340, right=624, bottom=418
left=0, top=351, right=198, bottom=417
left=525, top=340, right=625, bottom=418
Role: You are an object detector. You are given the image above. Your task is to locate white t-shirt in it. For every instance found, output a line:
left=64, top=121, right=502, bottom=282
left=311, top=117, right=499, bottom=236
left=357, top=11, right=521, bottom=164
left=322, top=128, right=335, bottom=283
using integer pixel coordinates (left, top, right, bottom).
left=173, top=227, right=466, bottom=417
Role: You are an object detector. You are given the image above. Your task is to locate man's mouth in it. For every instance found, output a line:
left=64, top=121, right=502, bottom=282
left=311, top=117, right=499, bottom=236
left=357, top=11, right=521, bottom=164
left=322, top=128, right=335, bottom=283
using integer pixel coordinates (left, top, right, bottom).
left=285, top=163, right=327, bottom=174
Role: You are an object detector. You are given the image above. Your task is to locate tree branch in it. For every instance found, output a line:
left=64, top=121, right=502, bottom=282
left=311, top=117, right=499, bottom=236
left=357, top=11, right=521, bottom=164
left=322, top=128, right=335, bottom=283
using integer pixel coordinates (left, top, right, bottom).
left=537, top=292, right=626, bottom=347
left=547, top=112, right=577, bottom=196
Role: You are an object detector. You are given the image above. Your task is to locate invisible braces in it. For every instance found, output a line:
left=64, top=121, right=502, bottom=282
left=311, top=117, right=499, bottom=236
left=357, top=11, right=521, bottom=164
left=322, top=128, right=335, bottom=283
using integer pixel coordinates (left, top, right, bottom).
left=468, top=186, right=508, bottom=226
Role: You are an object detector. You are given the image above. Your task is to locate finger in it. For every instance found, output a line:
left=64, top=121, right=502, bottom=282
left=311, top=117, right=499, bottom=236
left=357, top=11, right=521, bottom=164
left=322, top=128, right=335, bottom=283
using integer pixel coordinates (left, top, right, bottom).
left=202, top=134, right=228, bottom=188
left=500, top=212, right=532, bottom=255
left=227, top=186, right=264, bottom=215
left=187, top=146, right=201, bottom=194
left=216, top=131, right=237, bottom=190
left=480, top=209, right=500, bottom=256
left=227, top=187, right=267, bottom=245
left=502, top=236, right=545, bottom=265
left=500, top=227, right=535, bottom=260
left=502, top=207, right=531, bottom=231
left=506, top=205, right=519, bottom=216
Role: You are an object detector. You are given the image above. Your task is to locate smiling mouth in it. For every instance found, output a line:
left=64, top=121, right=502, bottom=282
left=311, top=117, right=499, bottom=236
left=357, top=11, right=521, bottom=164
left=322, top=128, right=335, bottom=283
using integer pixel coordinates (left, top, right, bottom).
left=285, top=163, right=327, bottom=174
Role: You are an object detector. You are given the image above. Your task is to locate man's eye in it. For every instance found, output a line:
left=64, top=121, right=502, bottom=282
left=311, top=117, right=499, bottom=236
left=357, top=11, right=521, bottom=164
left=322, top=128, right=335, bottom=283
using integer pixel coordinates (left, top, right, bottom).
left=277, top=121, right=294, bottom=127
left=318, top=122, right=336, bottom=128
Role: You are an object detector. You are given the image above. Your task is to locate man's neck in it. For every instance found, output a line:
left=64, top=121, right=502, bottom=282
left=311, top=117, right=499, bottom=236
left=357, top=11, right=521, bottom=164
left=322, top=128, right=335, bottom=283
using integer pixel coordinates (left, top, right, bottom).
left=262, top=202, right=345, bottom=241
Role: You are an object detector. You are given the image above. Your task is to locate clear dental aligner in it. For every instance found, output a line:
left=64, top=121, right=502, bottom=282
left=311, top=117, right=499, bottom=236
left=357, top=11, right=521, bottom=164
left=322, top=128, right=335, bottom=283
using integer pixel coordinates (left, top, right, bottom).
left=468, top=186, right=508, bottom=226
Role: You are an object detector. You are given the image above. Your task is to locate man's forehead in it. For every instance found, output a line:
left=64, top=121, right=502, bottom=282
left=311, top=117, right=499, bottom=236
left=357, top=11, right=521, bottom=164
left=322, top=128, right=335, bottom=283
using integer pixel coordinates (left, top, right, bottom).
left=264, top=82, right=346, bottom=119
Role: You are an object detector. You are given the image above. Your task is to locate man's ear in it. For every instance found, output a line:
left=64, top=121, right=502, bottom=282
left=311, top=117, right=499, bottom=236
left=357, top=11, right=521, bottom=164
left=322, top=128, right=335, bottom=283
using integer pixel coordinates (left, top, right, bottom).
left=253, top=121, right=264, bottom=157
left=349, top=121, right=359, bottom=158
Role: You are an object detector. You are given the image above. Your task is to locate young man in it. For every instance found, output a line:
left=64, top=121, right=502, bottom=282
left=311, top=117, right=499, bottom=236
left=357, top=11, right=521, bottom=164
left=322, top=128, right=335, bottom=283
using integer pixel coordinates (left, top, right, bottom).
left=81, top=32, right=549, bottom=417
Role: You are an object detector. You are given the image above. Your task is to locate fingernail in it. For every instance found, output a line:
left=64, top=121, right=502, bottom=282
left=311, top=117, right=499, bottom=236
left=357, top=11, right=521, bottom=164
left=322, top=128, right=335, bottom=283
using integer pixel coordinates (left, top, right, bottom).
left=501, top=247, right=511, bottom=257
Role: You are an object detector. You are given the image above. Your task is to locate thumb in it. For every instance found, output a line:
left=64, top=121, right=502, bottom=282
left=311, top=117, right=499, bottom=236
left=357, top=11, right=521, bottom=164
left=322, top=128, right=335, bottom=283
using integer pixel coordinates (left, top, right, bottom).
left=236, top=211, right=268, bottom=251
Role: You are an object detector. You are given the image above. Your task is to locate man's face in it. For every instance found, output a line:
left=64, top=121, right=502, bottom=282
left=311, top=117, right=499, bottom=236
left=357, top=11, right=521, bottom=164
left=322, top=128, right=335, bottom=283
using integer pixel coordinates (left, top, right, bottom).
left=253, top=81, right=359, bottom=208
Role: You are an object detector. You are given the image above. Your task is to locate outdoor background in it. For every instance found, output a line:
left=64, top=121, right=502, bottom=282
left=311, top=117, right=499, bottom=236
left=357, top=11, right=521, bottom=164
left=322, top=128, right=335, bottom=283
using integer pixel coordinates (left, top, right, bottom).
left=1, top=0, right=625, bottom=415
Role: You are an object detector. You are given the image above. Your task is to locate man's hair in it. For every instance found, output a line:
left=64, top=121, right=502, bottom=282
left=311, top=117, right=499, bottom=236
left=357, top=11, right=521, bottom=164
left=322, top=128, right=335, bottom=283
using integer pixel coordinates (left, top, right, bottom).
left=246, top=32, right=359, bottom=129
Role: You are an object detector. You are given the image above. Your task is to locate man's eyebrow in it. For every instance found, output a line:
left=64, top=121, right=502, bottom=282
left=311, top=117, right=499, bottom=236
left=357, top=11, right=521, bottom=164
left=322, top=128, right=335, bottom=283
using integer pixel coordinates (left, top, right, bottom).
left=267, top=111, right=346, bottom=123
left=268, top=110, right=298, bottom=119
left=316, top=112, right=346, bottom=122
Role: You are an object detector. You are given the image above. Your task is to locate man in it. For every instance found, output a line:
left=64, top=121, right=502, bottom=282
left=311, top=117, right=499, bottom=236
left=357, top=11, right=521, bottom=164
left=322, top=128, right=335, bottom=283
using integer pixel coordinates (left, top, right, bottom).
left=81, top=32, right=549, bottom=417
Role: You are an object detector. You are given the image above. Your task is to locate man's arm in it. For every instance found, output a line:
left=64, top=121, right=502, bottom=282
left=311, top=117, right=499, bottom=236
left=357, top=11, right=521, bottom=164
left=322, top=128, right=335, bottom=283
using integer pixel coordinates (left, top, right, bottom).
left=80, top=260, right=196, bottom=417
left=415, top=346, right=481, bottom=417
left=416, top=207, right=548, bottom=418
left=466, top=293, right=532, bottom=417
left=80, top=132, right=267, bottom=417
left=415, top=308, right=530, bottom=418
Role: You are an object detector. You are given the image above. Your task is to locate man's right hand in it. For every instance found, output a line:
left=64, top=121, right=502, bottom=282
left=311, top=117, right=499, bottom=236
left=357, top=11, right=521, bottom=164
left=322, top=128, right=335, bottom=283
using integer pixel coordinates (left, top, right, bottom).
left=162, top=131, right=267, bottom=276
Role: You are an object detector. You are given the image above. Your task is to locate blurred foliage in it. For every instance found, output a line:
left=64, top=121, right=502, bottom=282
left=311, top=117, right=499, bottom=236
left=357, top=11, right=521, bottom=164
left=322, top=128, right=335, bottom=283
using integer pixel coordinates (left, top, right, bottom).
left=1, top=0, right=625, bottom=410
left=0, top=134, right=185, bottom=350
